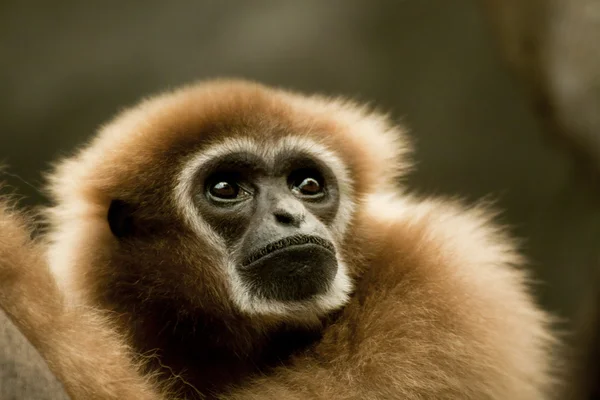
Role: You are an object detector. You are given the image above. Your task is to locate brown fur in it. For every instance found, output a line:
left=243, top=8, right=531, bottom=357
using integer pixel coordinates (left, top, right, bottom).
left=1, top=79, right=558, bottom=399
left=0, top=198, right=172, bottom=400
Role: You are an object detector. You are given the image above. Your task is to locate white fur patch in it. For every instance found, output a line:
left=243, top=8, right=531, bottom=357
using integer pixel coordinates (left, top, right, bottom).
left=226, top=257, right=352, bottom=321
left=47, top=202, right=105, bottom=306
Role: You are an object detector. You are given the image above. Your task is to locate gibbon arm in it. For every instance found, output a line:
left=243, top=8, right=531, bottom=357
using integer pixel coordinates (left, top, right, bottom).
left=0, top=200, right=171, bottom=400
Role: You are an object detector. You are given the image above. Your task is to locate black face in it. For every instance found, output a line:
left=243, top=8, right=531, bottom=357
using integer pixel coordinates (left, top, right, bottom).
left=194, top=151, right=341, bottom=303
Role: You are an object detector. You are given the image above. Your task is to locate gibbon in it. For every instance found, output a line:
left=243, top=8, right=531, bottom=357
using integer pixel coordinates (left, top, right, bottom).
left=0, top=79, right=558, bottom=399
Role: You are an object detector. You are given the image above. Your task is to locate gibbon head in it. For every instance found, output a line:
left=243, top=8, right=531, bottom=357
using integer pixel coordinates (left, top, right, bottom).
left=47, top=79, right=409, bottom=323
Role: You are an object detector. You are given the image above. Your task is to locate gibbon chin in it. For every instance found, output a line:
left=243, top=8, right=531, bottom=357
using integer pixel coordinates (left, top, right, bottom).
left=0, top=79, right=558, bottom=399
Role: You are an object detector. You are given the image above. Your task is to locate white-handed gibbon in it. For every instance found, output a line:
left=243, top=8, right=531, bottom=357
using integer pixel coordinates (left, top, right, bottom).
left=0, top=79, right=558, bottom=399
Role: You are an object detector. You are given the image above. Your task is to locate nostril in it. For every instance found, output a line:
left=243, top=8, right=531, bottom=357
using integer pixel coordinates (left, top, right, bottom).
left=274, top=209, right=304, bottom=227
left=275, top=211, right=294, bottom=225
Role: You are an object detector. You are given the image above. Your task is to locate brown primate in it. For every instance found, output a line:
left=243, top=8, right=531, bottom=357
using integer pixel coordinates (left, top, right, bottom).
left=0, top=79, right=558, bottom=399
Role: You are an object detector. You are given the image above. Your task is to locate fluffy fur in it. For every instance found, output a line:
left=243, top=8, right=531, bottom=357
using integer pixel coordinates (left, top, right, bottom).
left=0, top=79, right=557, bottom=399
left=0, top=198, right=169, bottom=400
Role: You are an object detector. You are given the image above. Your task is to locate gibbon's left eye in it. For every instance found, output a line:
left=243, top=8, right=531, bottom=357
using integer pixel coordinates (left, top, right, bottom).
left=289, top=169, right=325, bottom=199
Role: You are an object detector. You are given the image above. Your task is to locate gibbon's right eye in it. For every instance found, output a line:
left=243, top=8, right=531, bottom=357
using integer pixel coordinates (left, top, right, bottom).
left=206, top=178, right=252, bottom=204
left=210, top=181, right=239, bottom=199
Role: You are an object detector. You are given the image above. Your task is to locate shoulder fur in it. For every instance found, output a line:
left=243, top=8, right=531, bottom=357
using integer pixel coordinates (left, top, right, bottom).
left=360, top=192, right=559, bottom=397
left=222, top=194, right=560, bottom=399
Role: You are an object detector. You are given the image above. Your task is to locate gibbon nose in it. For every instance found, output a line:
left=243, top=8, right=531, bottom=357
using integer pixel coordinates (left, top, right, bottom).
left=273, top=199, right=305, bottom=228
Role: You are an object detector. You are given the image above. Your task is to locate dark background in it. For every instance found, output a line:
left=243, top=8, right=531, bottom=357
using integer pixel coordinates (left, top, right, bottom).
left=1, top=1, right=599, bottom=399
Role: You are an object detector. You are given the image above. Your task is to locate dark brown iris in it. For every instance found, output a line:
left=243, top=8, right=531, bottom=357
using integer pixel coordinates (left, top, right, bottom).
left=297, top=177, right=321, bottom=195
left=290, top=169, right=325, bottom=198
left=210, top=181, right=239, bottom=199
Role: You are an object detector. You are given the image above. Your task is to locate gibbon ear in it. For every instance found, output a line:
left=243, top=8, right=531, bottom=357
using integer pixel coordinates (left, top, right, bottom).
left=107, top=199, right=135, bottom=238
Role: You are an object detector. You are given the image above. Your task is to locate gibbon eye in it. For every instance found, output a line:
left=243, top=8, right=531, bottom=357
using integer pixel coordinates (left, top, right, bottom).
left=289, top=169, right=325, bottom=198
left=210, top=181, right=239, bottom=199
left=297, top=178, right=321, bottom=194
left=206, top=178, right=252, bottom=204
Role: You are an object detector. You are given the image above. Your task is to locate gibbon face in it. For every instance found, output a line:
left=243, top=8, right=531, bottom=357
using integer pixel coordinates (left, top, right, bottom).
left=164, top=136, right=351, bottom=317
left=48, top=79, right=409, bottom=323
left=184, top=144, right=342, bottom=302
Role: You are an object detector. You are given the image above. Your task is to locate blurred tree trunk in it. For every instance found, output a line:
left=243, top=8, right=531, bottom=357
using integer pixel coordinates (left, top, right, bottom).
left=482, top=0, right=600, bottom=174
left=482, top=1, right=600, bottom=398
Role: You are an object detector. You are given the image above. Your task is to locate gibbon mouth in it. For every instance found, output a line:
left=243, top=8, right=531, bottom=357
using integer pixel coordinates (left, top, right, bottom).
left=241, top=235, right=336, bottom=268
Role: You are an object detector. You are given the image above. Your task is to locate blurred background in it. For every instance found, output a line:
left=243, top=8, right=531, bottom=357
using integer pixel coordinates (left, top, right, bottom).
left=1, top=1, right=599, bottom=399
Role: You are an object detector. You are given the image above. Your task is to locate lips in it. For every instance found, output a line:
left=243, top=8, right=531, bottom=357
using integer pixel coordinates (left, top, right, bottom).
left=241, top=234, right=335, bottom=268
